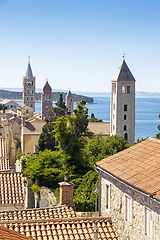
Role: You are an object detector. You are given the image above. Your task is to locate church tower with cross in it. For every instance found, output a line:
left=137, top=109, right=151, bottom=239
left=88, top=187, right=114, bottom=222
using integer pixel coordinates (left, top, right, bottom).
left=22, top=57, right=36, bottom=111
left=110, top=59, right=136, bottom=145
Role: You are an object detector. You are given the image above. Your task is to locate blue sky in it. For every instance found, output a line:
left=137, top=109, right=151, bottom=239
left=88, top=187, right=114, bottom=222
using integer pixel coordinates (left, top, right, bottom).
left=0, top=0, right=160, bottom=93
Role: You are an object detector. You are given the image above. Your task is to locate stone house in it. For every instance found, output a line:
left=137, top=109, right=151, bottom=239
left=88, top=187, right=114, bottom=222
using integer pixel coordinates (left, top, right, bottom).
left=95, top=138, right=160, bottom=240
left=1, top=99, right=19, bottom=113
left=17, top=105, right=33, bottom=119
left=21, top=117, right=45, bottom=153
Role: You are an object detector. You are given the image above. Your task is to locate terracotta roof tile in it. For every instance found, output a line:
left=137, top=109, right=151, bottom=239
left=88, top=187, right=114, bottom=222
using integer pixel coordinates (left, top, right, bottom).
left=96, top=138, right=160, bottom=199
left=0, top=206, right=77, bottom=222
left=0, top=172, right=24, bottom=205
left=0, top=225, right=34, bottom=239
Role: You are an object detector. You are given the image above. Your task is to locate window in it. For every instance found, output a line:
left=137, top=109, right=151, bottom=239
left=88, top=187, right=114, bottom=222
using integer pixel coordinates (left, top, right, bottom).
left=145, top=208, right=152, bottom=238
left=124, top=125, right=127, bottom=130
left=113, top=125, right=115, bottom=130
left=122, top=85, right=126, bottom=93
left=124, top=105, right=127, bottom=111
left=34, top=144, right=38, bottom=153
left=113, top=103, right=115, bottom=110
left=113, top=114, right=115, bottom=119
left=127, top=86, right=130, bottom=93
left=106, top=182, right=110, bottom=212
left=112, top=83, right=116, bottom=93
left=124, top=114, right=127, bottom=120
left=124, top=133, right=128, bottom=141
left=26, top=110, right=28, bottom=114
left=125, top=196, right=132, bottom=223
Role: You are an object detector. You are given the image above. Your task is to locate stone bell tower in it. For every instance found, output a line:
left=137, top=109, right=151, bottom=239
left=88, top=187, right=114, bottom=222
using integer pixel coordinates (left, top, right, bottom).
left=22, top=58, right=36, bottom=111
left=65, top=90, right=74, bottom=114
left=41, top=80, right=52, bottom=120
left=110, top=59, right=136, bottom=145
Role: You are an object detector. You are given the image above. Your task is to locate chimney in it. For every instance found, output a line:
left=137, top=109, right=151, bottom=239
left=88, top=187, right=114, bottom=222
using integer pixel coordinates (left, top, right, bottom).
left=58, top=172, right=75, bottom=207
left=22, top=116, right=26, bottom=126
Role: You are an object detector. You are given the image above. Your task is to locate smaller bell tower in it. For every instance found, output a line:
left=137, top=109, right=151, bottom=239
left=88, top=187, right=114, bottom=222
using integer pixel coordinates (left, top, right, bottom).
left=65, top=90, right=74, bottom=114
left=41, top=80, right=52, bottom=120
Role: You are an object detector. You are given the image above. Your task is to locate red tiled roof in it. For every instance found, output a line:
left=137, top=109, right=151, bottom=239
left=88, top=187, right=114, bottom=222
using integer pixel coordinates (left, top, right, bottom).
left=0, top=206, right=77, bottom=221
left=0, top=172, right=24, bottom=205
left=0, top=217, right=119, bottom=240
left=0, top=225, right=34, bottom=239
left=96, top=138, right=160, bottom=200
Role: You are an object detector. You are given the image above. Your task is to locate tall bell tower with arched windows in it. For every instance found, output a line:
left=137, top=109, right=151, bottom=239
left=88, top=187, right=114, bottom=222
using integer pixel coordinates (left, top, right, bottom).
left=110, top=59, right=136, bottom=145
left=22, top=58, right=36, bottom=111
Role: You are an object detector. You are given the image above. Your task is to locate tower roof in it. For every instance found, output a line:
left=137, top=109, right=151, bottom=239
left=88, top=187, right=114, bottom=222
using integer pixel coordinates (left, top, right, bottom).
left=66, top=90, right=73, bottom=99
left=25, top=63, right=33, bottom=79
left=42, top=80, right=52, bottom=94
left=112, top=60, right=135, bottom=81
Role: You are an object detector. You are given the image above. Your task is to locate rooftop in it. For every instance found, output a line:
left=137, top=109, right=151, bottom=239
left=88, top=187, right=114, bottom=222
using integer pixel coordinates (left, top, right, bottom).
left=96, top=138, right=160, bottom=200
left=0, top=216, right=119, bottom=240
left=0, top=205, right=77, bottom=221
left=25, top=63, right=34, bottom=79
left=0, top=172, right=24, bottom=205
left=0, top=225, right=34, bottom=240
left=112, top=60, right=135, bottom=82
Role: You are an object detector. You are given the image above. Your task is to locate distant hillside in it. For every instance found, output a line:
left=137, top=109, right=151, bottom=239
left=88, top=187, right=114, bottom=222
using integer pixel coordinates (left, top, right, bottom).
left=0, top=90, right=94, bottom=104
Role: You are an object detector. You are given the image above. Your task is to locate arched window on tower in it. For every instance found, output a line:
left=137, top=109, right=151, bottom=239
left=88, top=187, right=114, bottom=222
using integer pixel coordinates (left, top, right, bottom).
left=124, top=133, right=128, bottom=141
left=122, top=85, right=126, bottom=93
left=124, top=125, right=127, bottom=131
left=124, top=114, right=127, bottom=120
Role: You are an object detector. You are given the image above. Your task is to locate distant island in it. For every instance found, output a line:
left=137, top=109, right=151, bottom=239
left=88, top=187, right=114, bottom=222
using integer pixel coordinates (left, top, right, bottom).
left=0, top=90, right=94, bottom=104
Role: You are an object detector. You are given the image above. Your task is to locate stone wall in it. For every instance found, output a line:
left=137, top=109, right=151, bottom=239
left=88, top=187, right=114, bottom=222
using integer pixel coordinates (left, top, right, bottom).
left=40, top=187, right=56, bottom=207
left=100, top=171, right=160, bottom=240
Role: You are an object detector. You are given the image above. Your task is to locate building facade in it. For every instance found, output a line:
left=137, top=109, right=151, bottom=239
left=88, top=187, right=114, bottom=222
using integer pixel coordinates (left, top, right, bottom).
left=41, top=80, right=52, bottom=120
left=22, top=61, right=36, bottom=111
left=110, top=60, right=135, bottom=145
left=0, top=100, right=19, bottom=113
left=95, top=138, right=160, bottom=240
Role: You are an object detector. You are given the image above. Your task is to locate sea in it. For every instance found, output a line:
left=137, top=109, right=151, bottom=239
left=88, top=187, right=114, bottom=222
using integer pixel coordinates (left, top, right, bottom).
left=15, top=96, right=160, bottom=142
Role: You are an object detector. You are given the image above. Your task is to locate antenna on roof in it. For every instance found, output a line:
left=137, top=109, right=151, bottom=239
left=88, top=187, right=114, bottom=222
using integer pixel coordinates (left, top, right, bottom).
left=46, top=78, right=48, bottom=82
left=122, top=53, right=125, bottom=61
left=28, top=56, right=30, bottom=64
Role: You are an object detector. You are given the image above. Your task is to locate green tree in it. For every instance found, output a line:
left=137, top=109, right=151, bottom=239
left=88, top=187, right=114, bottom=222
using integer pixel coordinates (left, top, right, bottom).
left=90, top=113, right=103, bottom=122
left=13, top=135, right=21, bottom=150
left=83, top=134, right=130, bottom=169
left=72, top=170, right=99, bottom=212
left=56, top=93, right=66, bottom=111
left=22, top=150, right=65, bottom=192
left=38, top=107, right=65, bottom=151
left=0, top=104, right=7, bottom=112
left=54, top=101, right=93, bottom=176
